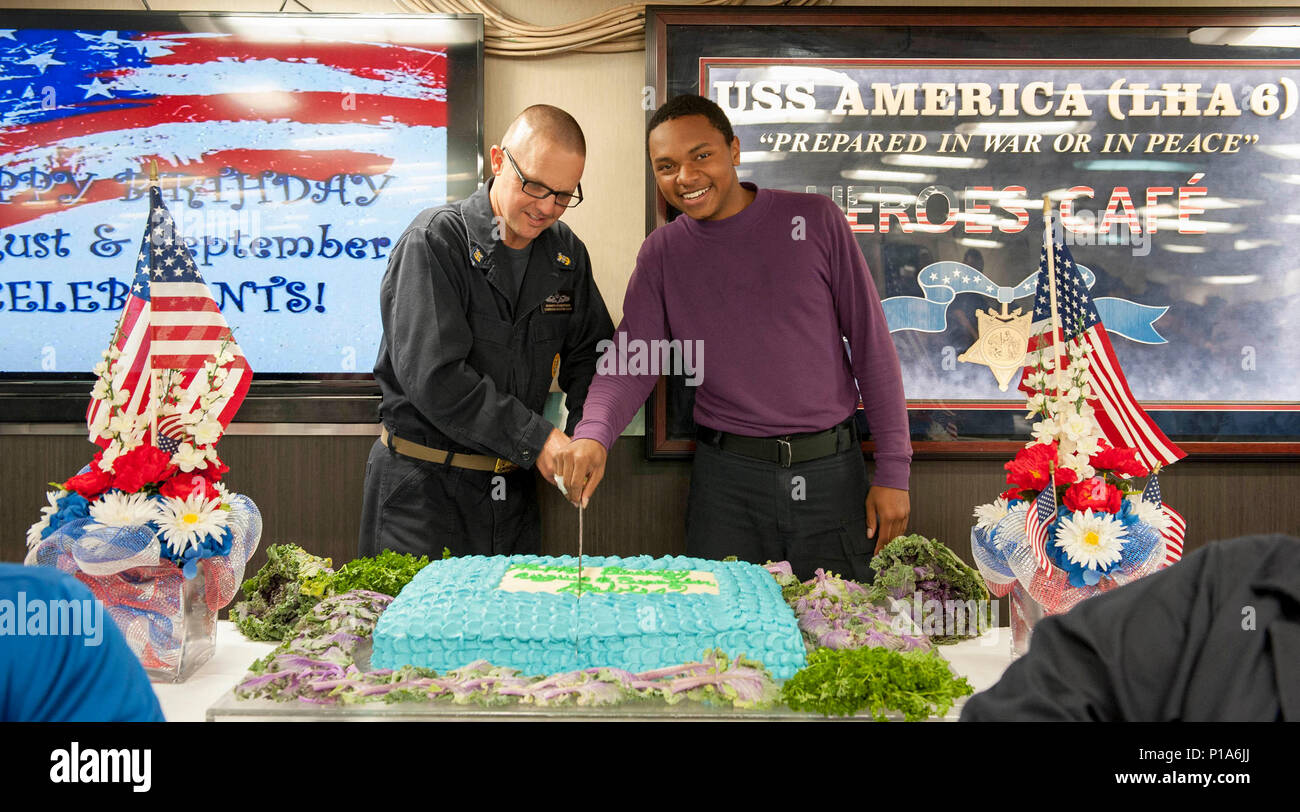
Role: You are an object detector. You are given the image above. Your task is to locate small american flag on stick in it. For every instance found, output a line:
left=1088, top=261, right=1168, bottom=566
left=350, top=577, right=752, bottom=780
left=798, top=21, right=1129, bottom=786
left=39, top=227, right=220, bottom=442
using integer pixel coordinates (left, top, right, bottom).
left=1025, top=469, right=1057, bottom=573
left=85, top=185, right=250, bottom=451
left=1142, top=470, right=1186, bottom=568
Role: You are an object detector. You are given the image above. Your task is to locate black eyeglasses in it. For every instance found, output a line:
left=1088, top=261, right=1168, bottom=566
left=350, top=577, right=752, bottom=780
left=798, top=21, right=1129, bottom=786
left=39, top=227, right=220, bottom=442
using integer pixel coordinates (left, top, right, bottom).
left=502, top=146, right=583, bottom=208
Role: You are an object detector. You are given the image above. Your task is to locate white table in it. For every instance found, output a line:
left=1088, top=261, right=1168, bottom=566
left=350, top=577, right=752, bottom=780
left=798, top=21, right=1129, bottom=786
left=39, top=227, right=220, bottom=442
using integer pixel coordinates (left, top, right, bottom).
left=156, top=622, right=1015, bottom=722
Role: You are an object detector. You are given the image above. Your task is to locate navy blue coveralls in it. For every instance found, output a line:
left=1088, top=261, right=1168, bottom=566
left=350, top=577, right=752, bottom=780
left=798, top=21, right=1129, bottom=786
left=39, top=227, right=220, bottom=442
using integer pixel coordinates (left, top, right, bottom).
left=359, top=180, right=614, bottom=558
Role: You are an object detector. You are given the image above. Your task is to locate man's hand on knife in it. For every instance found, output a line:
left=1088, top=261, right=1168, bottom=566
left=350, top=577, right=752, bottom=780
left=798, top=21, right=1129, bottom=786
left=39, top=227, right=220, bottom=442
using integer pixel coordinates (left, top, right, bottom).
left=535, top=428, right=571, bottom=485
left=554, top=438, right=608, bottom=508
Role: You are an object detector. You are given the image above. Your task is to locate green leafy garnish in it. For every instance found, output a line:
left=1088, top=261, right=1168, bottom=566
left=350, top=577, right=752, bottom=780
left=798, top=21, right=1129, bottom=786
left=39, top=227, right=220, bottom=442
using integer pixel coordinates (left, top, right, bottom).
left=328, top=549, right=431, bottom=596
left=781, top=646, right=973, bottom=720
left=232, top=545, right=334, bottom=641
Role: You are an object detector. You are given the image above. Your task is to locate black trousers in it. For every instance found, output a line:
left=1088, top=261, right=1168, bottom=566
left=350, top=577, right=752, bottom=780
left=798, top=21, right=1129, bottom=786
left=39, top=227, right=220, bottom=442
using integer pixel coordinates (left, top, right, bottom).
left=685, top=439, right=874, bottom=583
left=357, top=438, right=541, bottom=559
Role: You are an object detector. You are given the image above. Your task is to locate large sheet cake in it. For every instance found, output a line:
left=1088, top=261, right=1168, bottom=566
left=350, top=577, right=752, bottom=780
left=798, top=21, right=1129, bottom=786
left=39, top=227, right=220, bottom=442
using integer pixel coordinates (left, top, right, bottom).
left=370, top=554, right=807, bottom=679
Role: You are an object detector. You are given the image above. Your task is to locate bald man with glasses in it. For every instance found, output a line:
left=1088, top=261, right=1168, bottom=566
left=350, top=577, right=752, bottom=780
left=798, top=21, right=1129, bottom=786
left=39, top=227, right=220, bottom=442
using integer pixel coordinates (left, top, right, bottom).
left=360, top=105, right=614, bottom=559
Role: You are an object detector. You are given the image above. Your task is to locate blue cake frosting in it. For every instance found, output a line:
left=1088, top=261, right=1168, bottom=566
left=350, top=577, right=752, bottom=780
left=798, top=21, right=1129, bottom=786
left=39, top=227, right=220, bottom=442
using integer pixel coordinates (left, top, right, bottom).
left=370, top=555, right=807, bottom=679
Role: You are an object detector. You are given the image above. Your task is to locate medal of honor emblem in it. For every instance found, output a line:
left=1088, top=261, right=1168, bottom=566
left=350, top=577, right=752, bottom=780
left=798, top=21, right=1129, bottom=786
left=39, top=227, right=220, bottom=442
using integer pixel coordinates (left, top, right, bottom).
left=958, top=306, right=1032, bottom=391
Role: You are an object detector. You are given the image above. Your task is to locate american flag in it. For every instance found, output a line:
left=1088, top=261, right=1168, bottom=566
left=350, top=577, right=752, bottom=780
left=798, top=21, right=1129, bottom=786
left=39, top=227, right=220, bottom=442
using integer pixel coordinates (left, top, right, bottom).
left=1141, top=471, right=1186, bottom=568
left=85, top=185, right=250, bottom=452
left=0, top=27, right=446, bottom=233
left=1025, top=469, right=1057, bottom=573
left=1019, top=223, right=1186, bottom=470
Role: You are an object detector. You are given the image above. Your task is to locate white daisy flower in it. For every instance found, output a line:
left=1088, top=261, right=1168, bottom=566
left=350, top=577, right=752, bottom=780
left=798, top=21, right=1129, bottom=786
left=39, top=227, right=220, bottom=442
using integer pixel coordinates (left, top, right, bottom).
left=157, top=493, right=228, bottom=554
left=973, top=498, right=1010, bottom=530
left=88, top=492, right=163, bottom=529
left=26, top=490, right=64, bottom=549
left=171, top=442, right=209, bottom=473
left=1056, top=509, right=1126, bottom=570
left=212, top=481, right=233, bottom=508
left=1126, top=495, right=1172, bottom=532
left=26, top=518, right=50, bottom=549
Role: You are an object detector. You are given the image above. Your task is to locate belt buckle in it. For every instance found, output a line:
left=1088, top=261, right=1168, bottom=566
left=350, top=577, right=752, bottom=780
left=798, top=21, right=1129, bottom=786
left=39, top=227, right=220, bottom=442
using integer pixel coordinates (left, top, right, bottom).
left=777, top=439, right=793, bottom=468
left=494, top=458, right=519, bottom=474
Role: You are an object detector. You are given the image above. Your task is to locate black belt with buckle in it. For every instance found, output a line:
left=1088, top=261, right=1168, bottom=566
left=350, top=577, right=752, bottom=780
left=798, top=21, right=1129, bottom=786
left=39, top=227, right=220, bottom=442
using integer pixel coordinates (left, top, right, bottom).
left=696, top=418, right=859, bottom=467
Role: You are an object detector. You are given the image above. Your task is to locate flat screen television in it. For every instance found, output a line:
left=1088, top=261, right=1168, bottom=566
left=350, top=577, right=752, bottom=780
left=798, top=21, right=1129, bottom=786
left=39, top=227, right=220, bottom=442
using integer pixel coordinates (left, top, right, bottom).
left=0, top=10, right=483, bottom=423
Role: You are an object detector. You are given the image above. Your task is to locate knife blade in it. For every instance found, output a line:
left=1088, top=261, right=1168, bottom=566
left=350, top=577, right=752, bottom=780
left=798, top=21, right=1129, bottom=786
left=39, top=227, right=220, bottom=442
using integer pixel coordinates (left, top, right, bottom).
left=555, top=474, right=584, bottom=662
left=575, top=500, right=584, bottom=660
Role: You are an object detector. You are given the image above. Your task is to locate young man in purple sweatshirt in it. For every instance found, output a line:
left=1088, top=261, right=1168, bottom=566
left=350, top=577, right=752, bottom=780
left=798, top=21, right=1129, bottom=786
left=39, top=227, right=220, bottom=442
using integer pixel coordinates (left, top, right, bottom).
left=555, top=95, right=911, bottom=581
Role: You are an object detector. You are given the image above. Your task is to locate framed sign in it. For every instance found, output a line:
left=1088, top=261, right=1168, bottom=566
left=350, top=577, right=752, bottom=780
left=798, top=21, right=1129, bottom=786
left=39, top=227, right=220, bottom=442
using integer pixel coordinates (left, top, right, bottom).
left=646, top=6, right=1300, bottom=458
left=0, top=10, right=483, bottom=423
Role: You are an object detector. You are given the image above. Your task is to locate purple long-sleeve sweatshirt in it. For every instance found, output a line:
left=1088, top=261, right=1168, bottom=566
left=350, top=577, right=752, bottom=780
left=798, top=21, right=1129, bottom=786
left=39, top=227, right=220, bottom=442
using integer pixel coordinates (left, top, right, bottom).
left=573, top=184, right=912, bottom=490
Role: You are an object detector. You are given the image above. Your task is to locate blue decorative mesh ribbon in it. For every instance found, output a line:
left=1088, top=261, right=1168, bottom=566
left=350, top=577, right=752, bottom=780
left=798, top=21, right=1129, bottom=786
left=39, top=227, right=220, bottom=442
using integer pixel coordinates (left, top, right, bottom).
left=26, top=494, right=261, bottom=671
left=971, top=503, right=1166, bottom=614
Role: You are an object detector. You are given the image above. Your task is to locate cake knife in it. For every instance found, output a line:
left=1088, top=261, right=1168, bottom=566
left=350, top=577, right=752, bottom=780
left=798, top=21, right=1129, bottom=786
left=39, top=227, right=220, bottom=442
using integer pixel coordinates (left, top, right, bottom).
left=575, top=500, right=584, bottom=659
left=556, top=475, right=584, bottom=660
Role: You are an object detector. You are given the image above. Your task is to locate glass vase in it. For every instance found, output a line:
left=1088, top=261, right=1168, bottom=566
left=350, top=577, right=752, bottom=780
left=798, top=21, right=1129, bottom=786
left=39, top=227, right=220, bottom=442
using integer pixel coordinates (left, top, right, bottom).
left=1009, top=581, right=1045, bottom=657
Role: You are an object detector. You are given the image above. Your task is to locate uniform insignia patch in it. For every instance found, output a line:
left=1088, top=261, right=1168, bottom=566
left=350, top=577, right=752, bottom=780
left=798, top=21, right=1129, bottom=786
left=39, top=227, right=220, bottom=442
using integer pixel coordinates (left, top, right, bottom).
left=542, top=292, right=574, bottom=313
left=555, top=252, right=571, bottom=266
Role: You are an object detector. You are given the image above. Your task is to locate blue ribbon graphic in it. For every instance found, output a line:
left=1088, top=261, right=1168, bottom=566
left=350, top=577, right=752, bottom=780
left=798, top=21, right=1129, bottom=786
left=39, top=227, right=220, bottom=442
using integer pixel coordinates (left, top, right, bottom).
left=882, top=261, right=1168, bottom=344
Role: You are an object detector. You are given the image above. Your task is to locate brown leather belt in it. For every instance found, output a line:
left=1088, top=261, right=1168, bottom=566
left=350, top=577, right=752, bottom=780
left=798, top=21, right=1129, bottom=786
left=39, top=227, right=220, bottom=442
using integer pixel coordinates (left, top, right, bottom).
left=380, top=427, right=520, bottom=473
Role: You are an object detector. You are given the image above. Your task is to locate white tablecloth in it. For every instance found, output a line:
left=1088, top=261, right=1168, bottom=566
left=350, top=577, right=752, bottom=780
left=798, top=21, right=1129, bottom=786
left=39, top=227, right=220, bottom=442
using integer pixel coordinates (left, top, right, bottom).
left=153, top=621, right=1016, bottom=722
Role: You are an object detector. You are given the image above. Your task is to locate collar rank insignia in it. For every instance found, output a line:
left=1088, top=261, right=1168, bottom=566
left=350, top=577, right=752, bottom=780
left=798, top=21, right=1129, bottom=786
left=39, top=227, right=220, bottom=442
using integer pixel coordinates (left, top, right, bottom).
left=556, top=252, right=571, bottom=267
left=472, top=248, right=485, bottom=263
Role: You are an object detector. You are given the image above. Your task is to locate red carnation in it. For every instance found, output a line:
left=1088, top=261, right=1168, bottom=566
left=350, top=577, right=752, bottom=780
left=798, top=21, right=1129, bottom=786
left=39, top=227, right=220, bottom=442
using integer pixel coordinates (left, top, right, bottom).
left=1055, top=466, right=1080, bottom=486
left=159, top=472, right=219, bottom=502
left=1063, top=476, right=1123, bottom=514
left=1004, top=442, right=1057, bottom=492
left=64, top=458, right=113, bottom=500
left=1089, top=445, right=1149, bottom=478
left=111, top=444, right=177, bottom=493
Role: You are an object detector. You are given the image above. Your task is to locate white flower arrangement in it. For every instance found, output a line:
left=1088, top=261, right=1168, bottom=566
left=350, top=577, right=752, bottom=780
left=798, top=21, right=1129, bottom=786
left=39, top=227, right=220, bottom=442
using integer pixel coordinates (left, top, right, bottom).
left=89, top=331, right=240, bottom=476
left=1023, top=326, right=1106, bottom=484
